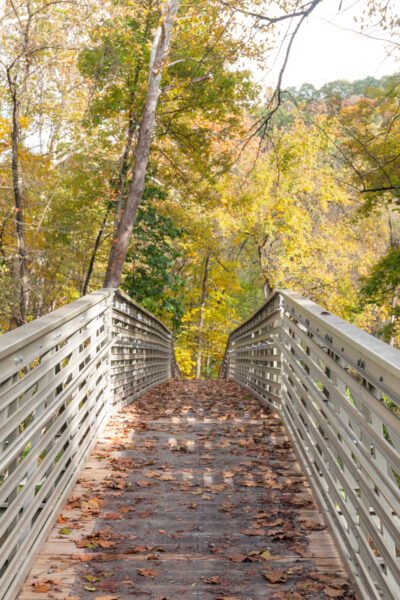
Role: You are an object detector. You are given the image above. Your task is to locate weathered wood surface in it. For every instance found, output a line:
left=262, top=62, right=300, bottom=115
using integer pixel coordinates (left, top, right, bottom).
left=17, top=379, right=357, bottom=600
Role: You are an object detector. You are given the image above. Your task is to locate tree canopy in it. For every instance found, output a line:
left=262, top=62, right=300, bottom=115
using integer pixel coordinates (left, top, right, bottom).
left=1, top=0, right=399, bottom=376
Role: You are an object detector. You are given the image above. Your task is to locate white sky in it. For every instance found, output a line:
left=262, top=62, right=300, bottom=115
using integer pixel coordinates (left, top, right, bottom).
left=259, top=0, right=399, bottom=90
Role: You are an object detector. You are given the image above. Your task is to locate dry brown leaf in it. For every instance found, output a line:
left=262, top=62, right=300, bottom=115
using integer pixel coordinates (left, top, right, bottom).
left=323, top=587, right=344, bottom=598
left=261, top=569, right=287, bottom=583
left=202, top=576, right=228, bottom=585
left=300, top=520, right=326, bottom=531
left=33, top=578, right=63, bottom=592
left=32, top=582, right=52, bottom=593
left=240, top=528, right=266, bottom=536
left=137, top=568, right=158, bottom=577
left=229, top=554, right=248, bottom=563
left=98, top=540, right=115, bottom=548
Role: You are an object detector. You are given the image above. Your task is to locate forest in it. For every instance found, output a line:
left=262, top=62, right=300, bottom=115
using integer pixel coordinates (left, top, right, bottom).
left=1, top=0, right=400, bottom=377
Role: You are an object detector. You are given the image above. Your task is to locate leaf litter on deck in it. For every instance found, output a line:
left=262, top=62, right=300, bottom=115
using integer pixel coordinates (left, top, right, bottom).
left=19, top=379, right=358, bottom=600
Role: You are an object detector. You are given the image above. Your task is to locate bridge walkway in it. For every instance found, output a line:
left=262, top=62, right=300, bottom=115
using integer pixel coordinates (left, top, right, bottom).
left=17, top=379, right=357, bottom=600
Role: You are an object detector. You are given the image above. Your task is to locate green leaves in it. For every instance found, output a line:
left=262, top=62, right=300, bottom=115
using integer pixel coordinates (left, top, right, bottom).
left=122, top=191, right=186, bottom=329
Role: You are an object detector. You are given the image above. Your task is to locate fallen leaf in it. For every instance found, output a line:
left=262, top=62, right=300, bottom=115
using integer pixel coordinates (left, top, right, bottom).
left=99, top=540, right=115, bottom=548
left=229, top=554, right=249, bottom=563
left=240, top=528, right=266, bottom=536
left=261, top=569, right=287, bottom=583
left=323, top=587, right=344, bottom=598
left=260, top=550, right=281, bottom=560
left=32, top=582, right=52, bottom=593
left=300, top=520, right=327, bottom=531
left=137, top=568, right=158, bottom=577
left=201, top=576, right=228, bottom=585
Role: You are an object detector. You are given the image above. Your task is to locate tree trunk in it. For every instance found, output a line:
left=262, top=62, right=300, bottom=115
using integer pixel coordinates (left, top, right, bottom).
left=10, top=89, right=30, bottom=325
left=113, top=9, right=153, bottom=229
left=389, top=290, right=398, bottom=347
left=257, top=235, right=273, bottom=299
left=103, top=0, right=180, bottom=289
left=82, top=208, right=111, bottom=296
left=196, top=252, right=211, bottom=379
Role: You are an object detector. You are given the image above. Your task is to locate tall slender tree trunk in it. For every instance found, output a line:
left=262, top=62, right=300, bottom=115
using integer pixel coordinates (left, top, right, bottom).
left=82, top=208, right=111, bottom=296
left=6, top=12, right=33, bottom=326
left=389, top=291, right=399, bottom=347
left=83, top=12, right=153, bottom=294
left=104, top=0, right=180, bottom=289
left=113, top=9, right=153, bottom=230
left=10, top=89, right=30, bottom=325
left=257, top=237, right=273, bottom=299
left=387, top=206, right=400, bottom=347
left=196, top=252, right=211, bottom=379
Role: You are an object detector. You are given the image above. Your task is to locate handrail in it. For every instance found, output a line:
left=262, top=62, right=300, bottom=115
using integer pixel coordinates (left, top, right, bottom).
left=221, top=289, right=400, bottom=600
left=0, top=289, right=177, bottom=600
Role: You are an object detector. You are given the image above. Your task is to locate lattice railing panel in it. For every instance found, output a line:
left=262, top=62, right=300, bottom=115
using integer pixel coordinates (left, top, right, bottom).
left=220, top=291, right=282, bottom=409
left=222, top=289, right=400, bottom=600
left=0, top=289, right=177, bottom=600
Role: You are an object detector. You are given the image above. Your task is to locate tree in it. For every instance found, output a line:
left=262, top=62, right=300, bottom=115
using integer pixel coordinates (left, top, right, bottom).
left=103, top=0, right=181, bottom=288
left=122, top=188, right=186, bottom=329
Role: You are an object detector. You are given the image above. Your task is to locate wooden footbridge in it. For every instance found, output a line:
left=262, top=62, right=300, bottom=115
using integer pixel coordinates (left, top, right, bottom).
left=0, top=289, right=399, bottom=600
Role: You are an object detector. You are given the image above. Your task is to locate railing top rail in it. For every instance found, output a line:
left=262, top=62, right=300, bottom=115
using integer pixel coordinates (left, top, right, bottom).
left=280, top=289, right=400, bottom=382
left=225, top=287, right=400, bottom=376
left=0, top=288, right=174, bottom=366
left=0, top=289, right=112, bottom=362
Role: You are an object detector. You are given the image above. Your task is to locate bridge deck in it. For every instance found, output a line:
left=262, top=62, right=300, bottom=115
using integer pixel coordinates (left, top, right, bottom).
left=17, top=380, right=357, bottom=600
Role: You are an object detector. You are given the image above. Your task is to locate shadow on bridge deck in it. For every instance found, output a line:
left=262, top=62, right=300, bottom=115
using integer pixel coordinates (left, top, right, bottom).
left=17, top=379, right=357, bottom=600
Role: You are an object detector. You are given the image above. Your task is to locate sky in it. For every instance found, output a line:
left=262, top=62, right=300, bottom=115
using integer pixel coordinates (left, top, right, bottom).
left=259, top=0, right=399, bottom=90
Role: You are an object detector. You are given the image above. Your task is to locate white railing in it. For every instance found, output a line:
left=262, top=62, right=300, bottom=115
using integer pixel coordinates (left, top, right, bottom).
left=0, top=289, right=177, bottom=600
left=221, top=290, right=400, bottom=600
